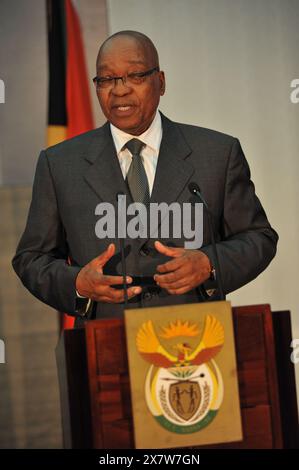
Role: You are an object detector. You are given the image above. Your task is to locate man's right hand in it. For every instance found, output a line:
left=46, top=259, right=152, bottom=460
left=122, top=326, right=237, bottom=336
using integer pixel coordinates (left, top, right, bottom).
left=75, top=243, right=141, bottom=303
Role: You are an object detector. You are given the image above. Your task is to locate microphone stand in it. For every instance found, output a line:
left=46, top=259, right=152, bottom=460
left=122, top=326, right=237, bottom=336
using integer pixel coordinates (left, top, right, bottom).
left=189, top=183, right=225, bottom=301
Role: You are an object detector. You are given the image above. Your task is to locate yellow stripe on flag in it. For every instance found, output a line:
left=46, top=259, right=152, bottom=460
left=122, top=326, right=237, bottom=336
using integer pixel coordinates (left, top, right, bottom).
left=47, top=125, right=67, bottom=146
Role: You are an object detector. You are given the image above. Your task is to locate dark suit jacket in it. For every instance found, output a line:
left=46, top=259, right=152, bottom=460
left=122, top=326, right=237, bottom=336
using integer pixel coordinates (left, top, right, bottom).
left=12, top=113, right=278, bottom=323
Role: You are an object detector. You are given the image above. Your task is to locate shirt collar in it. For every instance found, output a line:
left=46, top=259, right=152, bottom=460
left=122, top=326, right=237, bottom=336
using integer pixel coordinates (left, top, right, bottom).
left=110, top=111, right=162, bottom=155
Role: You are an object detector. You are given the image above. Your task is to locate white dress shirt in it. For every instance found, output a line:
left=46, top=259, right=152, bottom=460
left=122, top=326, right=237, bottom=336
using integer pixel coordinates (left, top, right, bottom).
left=110, top=111, right=163, bottom=195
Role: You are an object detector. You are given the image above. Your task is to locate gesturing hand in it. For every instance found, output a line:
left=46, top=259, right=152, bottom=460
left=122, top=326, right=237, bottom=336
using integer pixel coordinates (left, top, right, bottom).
left=75, top=243, right=141, bottom=303
left=154, top=241, right=212, bottom=295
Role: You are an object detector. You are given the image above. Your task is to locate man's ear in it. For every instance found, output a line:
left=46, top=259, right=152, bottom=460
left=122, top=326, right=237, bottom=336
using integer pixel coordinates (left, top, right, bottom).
left=159, top=71, right=166, bottom=96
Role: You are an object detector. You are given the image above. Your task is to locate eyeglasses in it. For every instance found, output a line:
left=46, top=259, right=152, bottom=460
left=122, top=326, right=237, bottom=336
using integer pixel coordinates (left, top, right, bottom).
left=92, top=66, right=160, bottom=89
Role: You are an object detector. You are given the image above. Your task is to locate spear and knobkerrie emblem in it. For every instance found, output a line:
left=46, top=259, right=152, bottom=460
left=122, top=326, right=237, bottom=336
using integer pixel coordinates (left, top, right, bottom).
left=136, top=315, right=225, bottom=434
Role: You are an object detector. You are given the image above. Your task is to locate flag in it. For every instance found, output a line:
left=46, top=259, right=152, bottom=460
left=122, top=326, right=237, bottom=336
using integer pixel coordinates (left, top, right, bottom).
left=46, top=0, right=94, bottom=329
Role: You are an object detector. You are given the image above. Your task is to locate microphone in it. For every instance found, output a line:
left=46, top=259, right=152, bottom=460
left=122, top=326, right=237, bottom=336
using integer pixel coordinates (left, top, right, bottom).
left=188, top=182, right=225, bottom=300
left=116, top=192, right=128, bottom=307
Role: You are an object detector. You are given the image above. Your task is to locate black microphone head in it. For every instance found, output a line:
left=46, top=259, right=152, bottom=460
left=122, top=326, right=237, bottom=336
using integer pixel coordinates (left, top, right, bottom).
left=188, top=182, right=201, bottom=195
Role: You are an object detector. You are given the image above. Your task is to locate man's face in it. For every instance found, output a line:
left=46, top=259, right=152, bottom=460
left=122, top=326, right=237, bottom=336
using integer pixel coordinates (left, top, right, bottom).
left=96, top=36, right=165, bottom=135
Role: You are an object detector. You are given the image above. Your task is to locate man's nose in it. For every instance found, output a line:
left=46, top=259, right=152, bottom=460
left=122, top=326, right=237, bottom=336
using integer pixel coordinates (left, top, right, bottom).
left=111, top=77, right=131, bottom=95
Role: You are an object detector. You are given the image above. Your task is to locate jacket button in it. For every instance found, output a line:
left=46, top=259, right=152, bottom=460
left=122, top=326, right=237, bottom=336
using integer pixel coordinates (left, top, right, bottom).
left=143, top=292, right=152, bottom=301
left=139, top=246, right=150, bottom=256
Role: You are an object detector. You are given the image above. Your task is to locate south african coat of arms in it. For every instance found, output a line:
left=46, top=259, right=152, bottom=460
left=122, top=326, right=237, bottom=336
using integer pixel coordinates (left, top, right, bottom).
left=136, top=315, right=224, bottom=434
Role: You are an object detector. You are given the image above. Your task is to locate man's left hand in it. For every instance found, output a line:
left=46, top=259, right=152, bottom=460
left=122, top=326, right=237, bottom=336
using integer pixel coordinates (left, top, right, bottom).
left=154, top=241, right=211, bottom=295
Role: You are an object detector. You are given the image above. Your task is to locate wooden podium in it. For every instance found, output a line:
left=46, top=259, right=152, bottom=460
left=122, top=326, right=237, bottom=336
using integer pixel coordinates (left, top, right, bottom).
left=56, top=304, right=299, bottom=449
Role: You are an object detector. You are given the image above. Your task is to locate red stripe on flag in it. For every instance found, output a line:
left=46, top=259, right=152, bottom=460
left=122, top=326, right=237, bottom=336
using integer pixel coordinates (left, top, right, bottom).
left=61, top=257, right=76, bottom=330
left=60, top=312, right=76, bottom=330
left=62, top=0, right=95, bottom=329
left=65, top=0, right=94, bottom=139
left=60, top=313, right=75, bottom=331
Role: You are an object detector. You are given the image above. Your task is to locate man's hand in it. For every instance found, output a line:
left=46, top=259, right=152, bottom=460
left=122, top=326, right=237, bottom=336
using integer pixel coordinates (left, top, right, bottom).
left=154, top=241, right=212, bottom=295
left=75, top=243, right=141, bottom=303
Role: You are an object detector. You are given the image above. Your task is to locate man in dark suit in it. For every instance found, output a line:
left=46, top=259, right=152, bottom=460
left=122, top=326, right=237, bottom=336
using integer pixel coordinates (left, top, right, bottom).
left=12, top=31, right=278, bottom=325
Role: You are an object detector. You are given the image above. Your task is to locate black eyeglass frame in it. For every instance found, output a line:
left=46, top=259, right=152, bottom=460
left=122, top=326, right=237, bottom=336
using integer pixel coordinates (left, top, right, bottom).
left=92, top=66, right=160, bottom=89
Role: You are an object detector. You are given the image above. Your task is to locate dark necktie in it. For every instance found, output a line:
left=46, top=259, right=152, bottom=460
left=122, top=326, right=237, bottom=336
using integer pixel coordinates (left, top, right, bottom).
left=125, top=138, right=150, bottom=204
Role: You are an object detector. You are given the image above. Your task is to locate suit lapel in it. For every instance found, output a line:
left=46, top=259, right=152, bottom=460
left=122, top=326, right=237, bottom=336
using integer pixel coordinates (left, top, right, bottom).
left=137, top=113, right=195, bottom=244
left=83, top=122, right=132, bottom=204
left=150, top=114, right=194, bottom=205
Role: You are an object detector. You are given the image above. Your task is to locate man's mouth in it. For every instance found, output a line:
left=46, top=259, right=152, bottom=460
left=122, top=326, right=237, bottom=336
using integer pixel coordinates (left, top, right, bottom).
left=115, top=105, right=132, bottom=111
left=111, top=104, right=136, bottom=116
